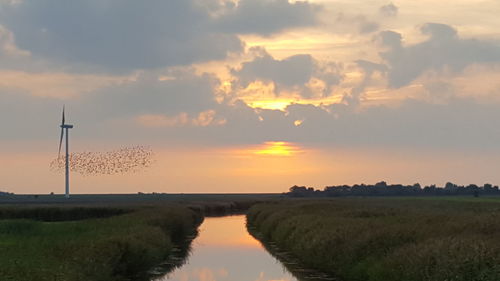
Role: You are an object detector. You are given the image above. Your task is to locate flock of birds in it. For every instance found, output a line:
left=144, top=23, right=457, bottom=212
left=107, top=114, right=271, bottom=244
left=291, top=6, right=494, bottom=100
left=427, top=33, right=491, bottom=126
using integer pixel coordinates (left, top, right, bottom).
left=50, top=146, right=154, bottom=176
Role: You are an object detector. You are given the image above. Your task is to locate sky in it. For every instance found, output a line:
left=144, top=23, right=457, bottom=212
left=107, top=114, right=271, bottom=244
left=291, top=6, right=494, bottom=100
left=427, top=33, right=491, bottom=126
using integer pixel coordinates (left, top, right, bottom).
left=1, top=0, right=500, bottom=194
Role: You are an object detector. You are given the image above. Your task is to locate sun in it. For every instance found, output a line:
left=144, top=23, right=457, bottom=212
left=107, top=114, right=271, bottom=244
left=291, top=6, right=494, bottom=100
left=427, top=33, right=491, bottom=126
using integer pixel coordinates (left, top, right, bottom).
left=225, top=141, right=304, bottom=158
left=254, top=141, right=301, bottom=156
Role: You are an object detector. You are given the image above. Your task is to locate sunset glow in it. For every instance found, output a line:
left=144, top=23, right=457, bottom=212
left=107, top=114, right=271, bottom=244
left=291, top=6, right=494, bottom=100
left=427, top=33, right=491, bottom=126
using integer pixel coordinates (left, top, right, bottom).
left=0, top=0, right=499, bottom=194
left=247, top=100, right=293, bottom=111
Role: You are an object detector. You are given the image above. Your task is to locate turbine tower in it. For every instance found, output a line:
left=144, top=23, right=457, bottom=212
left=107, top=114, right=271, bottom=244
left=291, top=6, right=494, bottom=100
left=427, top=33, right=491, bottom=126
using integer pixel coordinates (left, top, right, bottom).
left=58, top=106, right=73, bottom=199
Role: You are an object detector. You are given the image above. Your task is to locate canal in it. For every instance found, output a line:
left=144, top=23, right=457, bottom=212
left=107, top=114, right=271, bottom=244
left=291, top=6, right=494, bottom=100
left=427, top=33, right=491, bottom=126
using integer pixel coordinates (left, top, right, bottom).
left=155, top=215, right=300, bottom=281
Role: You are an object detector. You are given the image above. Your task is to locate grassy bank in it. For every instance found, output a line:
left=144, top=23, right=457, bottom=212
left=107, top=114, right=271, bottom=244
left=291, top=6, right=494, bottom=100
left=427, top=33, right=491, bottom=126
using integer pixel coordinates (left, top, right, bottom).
left=247, top=197, right=500, bottom=281
left=0, top=205, right=202, bottom=281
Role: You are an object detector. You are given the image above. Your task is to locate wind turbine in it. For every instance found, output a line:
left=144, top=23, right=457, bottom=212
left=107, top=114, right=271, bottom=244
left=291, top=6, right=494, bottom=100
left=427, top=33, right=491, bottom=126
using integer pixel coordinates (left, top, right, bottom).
left=58, top=106, right=73, bottom=199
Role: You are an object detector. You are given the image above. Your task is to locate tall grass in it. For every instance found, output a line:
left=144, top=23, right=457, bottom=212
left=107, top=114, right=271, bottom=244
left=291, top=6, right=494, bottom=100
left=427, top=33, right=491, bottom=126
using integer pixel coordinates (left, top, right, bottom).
left=0, top=206, right=202, bottom=281
left=247, top=197, right=500, bottom=281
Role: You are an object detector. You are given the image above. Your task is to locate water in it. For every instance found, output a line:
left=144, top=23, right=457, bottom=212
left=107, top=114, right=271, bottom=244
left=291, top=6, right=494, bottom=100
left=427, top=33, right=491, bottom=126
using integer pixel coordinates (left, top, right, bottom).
left=156, top=215, right=299, bottom=281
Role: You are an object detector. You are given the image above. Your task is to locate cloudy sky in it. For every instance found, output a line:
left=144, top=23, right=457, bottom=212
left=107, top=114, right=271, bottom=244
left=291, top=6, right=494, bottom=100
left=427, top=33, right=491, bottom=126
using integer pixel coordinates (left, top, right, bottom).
left=1, top=0, right=500, bottom=194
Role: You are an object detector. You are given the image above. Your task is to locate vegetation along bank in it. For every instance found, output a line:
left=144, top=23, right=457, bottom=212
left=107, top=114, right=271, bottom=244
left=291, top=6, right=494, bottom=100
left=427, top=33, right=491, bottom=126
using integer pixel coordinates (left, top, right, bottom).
left=0, top=205, right=202, bottom=281
left=247, top=197, right=500, bottom=281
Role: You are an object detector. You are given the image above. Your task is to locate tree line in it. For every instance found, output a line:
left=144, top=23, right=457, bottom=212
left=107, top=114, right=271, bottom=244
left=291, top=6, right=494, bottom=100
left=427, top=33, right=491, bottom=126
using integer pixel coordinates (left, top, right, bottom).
left=287, top=181, right=500, bottom=197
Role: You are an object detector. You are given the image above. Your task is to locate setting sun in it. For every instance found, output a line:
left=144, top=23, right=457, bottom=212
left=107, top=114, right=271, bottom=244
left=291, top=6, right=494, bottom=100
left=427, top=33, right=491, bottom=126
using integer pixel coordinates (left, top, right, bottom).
left=254, top=141, right=301, bottom=156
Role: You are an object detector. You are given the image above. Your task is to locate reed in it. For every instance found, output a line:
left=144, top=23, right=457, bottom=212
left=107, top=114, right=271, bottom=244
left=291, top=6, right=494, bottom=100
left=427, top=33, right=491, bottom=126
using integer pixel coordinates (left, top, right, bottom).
left=247, top=197, right=500, bottom=281
left=0, top=205, right=202, bottom=281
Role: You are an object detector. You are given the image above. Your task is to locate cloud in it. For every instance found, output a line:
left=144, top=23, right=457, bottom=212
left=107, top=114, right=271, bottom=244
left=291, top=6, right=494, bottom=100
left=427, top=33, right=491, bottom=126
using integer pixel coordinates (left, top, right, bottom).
left=326, top=98, right=500, bottom=148
left=0, top=0, right=243, bottom=71
left=0, top=89, right=60, bottom=141
left=0, top=25, right=28, bottom=58
left=379, top=3, right=398, bottom=17
left=186, top=96, right=500, bottom=149
left=0, top=70, right=125, bottom=98
left=233, top=52, right=314, bottom=88
left=137, top=111, right=226, bottom=128
left=359, top=21, right=380, bottom=34
left=379, top=23, right=500, bottom=88
left=76, top=68, right=222, bottom=124
left=378, top=30, right=402, bottom=49
left=334, top=13, right=380, bottom=35
left=0, top=65, right=238, bottom=141
left=339, top=60, right=387, bottom=107
left=0, top=24, right=37, bottom=70
left=0, top=67, right=226, bottom=142
left=2, top=70, right=500, bottom=151
left=0, top=0, right=323, bottom=72
left=214, top=0, right=322, bottom=36
left=231, top=48, right=342, bottom=97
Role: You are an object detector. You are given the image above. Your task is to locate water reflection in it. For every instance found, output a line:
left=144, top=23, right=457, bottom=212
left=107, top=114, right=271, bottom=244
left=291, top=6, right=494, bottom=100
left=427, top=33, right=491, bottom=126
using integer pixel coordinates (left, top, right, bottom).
left=156, top=215, right=298, bottom=281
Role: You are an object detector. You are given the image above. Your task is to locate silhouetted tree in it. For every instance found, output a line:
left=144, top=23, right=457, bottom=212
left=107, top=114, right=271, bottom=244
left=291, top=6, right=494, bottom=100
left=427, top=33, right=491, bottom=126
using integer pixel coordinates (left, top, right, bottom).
left=287, top=181, right=500, bottom=197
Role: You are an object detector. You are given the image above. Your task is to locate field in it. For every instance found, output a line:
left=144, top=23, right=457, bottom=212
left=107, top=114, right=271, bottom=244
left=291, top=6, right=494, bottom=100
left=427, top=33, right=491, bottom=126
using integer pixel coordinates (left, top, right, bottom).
left=5, top=194, right=500, bottom=281
left=0, top=205, right=204, bottom=281
left=247, top=197, right=500, bottom=281
left=0, top=194, right=274, bottom=281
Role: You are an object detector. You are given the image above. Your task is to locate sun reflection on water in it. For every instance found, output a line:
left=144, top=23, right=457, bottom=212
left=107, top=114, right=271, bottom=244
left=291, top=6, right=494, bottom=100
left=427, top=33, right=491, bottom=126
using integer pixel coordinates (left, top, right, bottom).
left=157, top=216, right=299, bottom=281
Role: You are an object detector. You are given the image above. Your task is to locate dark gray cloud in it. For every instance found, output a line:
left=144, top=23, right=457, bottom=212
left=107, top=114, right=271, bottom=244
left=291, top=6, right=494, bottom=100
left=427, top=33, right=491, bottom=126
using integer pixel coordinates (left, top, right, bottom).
left=379, top=23, right=500, bottom=88
left=379, top=3, right=398, bottom=17
left=231, top=49, right=342, bottom=97
left=214, top=0, right=321, bottom=36
left=0, top=0, right=243, bottom=71
left=0, top=0, right=321, bottom=72
left=233, top=52, right=314, bottom=88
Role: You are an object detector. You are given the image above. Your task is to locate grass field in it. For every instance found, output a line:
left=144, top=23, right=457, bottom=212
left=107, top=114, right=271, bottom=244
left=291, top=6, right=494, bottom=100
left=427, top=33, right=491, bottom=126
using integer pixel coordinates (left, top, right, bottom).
left=247, top=197, right=500, bottom=281
left=0, top=205, right=202, bottom=281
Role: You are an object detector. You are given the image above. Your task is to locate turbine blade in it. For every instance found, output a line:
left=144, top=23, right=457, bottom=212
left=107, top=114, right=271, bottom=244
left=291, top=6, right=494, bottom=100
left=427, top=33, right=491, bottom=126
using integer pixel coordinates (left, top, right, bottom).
left=61, top=106, right=65, bottom=125
left=58, top=127, right=64, bottom=157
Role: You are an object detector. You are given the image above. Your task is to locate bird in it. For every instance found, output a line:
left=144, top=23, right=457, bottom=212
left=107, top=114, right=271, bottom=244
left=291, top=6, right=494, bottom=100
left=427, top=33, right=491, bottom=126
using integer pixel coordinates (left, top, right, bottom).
left=50, top=146, right=154, bottom=176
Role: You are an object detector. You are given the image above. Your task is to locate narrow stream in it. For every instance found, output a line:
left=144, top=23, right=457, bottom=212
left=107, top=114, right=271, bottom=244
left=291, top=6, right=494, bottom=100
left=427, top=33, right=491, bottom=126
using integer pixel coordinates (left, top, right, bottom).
left=155, top=215, right=300, bottom=281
